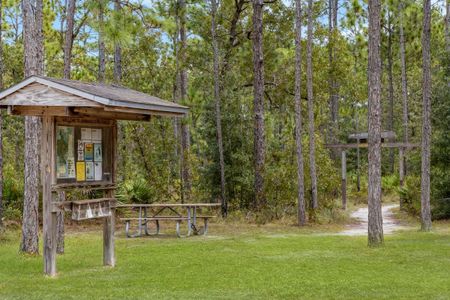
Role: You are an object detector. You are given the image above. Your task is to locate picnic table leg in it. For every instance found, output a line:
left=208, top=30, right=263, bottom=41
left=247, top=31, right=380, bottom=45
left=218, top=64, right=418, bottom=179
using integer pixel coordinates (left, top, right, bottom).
left=192, top=207, right=199, bottom=235
left=144, top=208, right=150, bottom=236
left=125, top=220, right=132, bottom=238
left=155, top=220, right=160, bottom=235
left=176, top=220, right=181, bottom=238
left=187, top=208, right=192, bottom=237
left=138, top=207, right=143, bottom=237
left=203, top=218, right=209, bottom=236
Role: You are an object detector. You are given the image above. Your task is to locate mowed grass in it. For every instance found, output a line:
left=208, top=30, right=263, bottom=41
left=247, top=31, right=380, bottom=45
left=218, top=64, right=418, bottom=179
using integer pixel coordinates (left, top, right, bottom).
left=0, top=223, right=449, bottom=299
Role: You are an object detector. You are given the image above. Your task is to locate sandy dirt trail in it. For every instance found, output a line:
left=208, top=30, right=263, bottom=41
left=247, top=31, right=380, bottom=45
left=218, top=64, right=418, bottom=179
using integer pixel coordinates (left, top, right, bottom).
left=339, top=204, right=406, bottom=236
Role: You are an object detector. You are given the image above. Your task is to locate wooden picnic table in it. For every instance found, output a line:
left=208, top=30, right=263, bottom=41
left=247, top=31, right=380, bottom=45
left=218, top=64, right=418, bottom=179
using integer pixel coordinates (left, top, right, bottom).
left=117, top=203, right=221, bottom=238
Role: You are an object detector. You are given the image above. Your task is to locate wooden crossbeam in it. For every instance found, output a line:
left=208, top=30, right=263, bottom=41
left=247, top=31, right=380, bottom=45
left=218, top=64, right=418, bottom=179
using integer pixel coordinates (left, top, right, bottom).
left=325, top=142, right=419, bottom=149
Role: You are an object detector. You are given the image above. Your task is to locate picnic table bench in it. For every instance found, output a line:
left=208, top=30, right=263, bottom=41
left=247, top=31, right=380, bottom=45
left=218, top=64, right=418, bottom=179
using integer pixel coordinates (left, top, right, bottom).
left=116, top=203, right=220, bottom=238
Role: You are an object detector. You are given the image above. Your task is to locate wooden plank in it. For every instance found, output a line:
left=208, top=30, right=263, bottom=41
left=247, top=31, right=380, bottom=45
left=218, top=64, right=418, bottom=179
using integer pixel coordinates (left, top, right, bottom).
left=8, top=106, right=70, bottom=116
left=72, top=107, right=151, bottom=121
left=116, top=203, right=222, bottom=208
left=42, top=115, right=57, bottom=276
left=52, top=182, right=116, bottom=191
left=55, top=116, right=114, bottom=126
left=325, top=142, right=419, bottom=149
left=121, top=217, right=189, bottom=221
left=104, top=106, right=183, bottom=117
left=1, top=82, right=101, bottom=107
left=72, top=198, right=116, bottom=205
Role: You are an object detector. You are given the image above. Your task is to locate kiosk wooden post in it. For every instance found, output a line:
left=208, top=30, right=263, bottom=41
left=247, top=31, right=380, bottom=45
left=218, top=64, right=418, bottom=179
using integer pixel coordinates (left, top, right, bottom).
left=42, top=115, right=57, bottom=276
left=103, top=121, right=117, bottom=267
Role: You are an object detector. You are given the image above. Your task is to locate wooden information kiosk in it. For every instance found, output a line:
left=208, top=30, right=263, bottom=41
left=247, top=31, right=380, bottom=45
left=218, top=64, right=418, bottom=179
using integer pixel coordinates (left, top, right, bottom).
left=0, top=76, right=188, bottom=276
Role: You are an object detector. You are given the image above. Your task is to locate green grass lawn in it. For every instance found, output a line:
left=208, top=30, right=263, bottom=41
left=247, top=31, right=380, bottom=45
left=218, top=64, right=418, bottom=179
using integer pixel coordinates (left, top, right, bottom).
left=0, top=223, right=449, bottom=299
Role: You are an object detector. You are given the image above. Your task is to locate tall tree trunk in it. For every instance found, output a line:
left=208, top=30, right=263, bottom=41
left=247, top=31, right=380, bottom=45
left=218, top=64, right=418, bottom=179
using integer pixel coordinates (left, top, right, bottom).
left=446, top=0, right=449, bottom=54
left=294, top=0, right=306, bottom=225
left=306, top=0, right=318, bottom=211
left=252, top=0, right=266, bottom=211
left=420, top=0, right=432, bottom=231
left=20, top=0, right=44, bottom=254
left=0, top=0, right=4, bottom=229
left=56, top=0, right=77, bottom=255
left=398, top=2, right=409, bottom=145
left=210, top=0, right=227, bottom=216
left=367, top=0, right=384, bottom=247
left=328, top=0, right=339, bottom=149
left=113, top=0, right=122, bottom=84
left=98, top=1, right=105, bottom=83
left=387, top=11, right=395, bottom=173
left=179, top=0, right=192, bottom=203
left=63, top=0, right=75, bottom=79
left=113, top=0, right=126, bottom=183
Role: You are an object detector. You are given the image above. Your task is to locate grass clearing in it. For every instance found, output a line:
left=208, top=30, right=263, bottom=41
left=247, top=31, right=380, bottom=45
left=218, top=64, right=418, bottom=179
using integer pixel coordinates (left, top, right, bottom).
left=0, top=223, right=449, bottom=299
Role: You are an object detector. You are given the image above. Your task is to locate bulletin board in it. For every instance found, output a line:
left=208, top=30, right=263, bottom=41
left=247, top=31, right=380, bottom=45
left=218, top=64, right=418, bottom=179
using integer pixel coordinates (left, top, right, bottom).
left=54, top=118, right=114, bottom=185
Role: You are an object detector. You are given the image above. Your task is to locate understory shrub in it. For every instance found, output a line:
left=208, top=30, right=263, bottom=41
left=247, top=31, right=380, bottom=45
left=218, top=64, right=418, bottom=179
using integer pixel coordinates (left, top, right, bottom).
left=116, top=178, right=155, bottom=204
left=397, top=176, right=421, bottom=216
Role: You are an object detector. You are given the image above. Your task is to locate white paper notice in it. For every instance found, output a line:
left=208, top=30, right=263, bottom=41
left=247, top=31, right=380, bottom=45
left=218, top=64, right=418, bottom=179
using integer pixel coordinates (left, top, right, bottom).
left=81, top=128, right=92, bottom=141
left=92, top=128, right=102, bottom=142
left=94, top=162, right=102, bottom=181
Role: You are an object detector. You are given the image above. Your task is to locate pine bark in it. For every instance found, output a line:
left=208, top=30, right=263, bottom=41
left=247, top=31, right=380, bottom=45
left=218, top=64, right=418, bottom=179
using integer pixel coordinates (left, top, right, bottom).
left=387, top=12, right=395, bottom=173
left=20, top=0, right=44, bottom=254
left=294, top=0, right=306, bottom=225
left=398, top=2, right=409, bottom=145
left=98, top=1, right=106, bottom=83
left=114, top=0, right=122, bottom=84
left=367, top=0, right=384, bottom=247
left=306, top=0, right=318, bottom=211
left=252, top=0, right=266, bottom=211
left=420, top=0, right=432, bottom=231
left=56, top=0, right=77, bottom=255
left=179, top=0, right=192, bottom=203
left=0, top=0, right=3, bottom=229
left=446, top=0, right=449, bottom=54
left=63, top=0, right=76, bottom=79
left=328, top=0, right=339, bottom=148
left=210, top=0, right=227, bottom=217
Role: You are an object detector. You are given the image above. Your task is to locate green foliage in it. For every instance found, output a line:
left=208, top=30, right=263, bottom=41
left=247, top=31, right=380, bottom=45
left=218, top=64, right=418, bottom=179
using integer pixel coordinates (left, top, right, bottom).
left=397, top=176, right=421, bottom=216
left=0, top=0, right=448, bottom=222
left=116, top=178, right=155, bottom=204
left=381, top=174, right=399, bottom=194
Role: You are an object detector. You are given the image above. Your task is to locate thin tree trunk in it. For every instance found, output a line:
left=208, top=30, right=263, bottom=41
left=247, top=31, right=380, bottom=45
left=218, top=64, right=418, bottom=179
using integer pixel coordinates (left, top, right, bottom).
left=0, top=0, right=4, bottom=229
left=294, top=0, right=306, bottom=225
left=98, top=1, right=105, bottom=83
left=173, top=3, right=180, bottom=159
left=399, top=2, right=409, bottom=145
left=179, top=0, right=192, bottom=203
left=367, top=0, right=384, bottom=247
left=387, top=12, right=394, bottom=173
left=328, top=0, right=339, bottom=149
left=252, top=0, right=266, bottom=211
left=446, top=0, right=449, bottom=54
left=306, top=0, right=318, bottom=211
left=114, top=0, right=122, bottom=84
left=210, top=0, right=227, bottom=217
left=63, top=0, right=75, bottom=79
left=420, top=0, right=432, bottom=232
left=56, top=0, right=76, bottom=255
left=20, top=0, right=44, bottom=254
